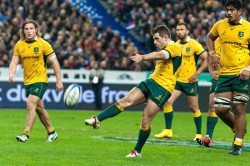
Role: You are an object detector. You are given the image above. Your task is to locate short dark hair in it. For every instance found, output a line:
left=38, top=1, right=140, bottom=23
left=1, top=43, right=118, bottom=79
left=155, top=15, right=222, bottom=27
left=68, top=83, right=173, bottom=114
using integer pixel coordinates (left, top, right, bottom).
left=177, top=22, right=189, bottom=30
left=225, top=0, right=242, bottom=10
left=152, top=25, right=171, bottom=39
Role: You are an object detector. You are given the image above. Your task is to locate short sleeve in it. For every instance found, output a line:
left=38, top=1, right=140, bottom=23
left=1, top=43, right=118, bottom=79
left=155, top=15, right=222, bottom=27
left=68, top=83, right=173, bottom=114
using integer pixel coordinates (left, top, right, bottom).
left=165, top=43, right=181, bottom=58
left=193, top=41, right=205, bottom=56
left=210, top=21, right=221, bottom=37
left=42, top=40, right=54, bottom=56
left=13, top=42, right=20, bottom=56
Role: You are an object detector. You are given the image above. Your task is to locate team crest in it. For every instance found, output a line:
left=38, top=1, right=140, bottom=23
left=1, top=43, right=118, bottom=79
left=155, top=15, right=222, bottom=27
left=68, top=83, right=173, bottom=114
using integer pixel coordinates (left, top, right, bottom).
left=34, top=47, right=39, bottom=52
left=190, top=88, right=194, bottom=94
left=155, top=95, right=162, bottom=101
left=243, top=84, right=249, bottom=90
left=33, top=88, right=39, bottom=93
left=186, top=47, right=190, bottom=52
left=238, top=31, right=244, bottom=37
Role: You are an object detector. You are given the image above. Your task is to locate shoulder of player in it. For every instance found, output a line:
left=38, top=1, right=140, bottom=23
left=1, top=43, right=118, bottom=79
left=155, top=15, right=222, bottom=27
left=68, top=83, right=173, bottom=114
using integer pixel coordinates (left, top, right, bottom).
left=241, top=19, right=250, bottom=26
left=16, top=39, right=23, bottom=45
left=36, top=37, right=51, bottom=45
left=15, top=39, right=25, bottom=47
left=213, top=19, right=227, bottom=26
left=187, top=38, right=200, bottom=44
left=167, top=42, right=181, bottom=49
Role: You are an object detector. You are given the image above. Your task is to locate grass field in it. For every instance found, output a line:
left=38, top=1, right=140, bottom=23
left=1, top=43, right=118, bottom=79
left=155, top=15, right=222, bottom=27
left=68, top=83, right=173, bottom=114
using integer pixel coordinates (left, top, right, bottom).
left=1, top=109, right=250, bottom=166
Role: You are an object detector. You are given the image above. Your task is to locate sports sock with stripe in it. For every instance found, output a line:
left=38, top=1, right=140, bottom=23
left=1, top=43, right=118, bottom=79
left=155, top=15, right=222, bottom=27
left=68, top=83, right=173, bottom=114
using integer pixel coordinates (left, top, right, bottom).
left=97, top=103, right=123, bottom=121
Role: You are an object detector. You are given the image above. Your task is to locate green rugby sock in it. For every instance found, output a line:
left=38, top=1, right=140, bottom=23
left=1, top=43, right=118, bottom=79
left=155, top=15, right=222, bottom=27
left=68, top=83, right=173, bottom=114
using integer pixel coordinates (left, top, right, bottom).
left=97, top=103, right=122, bottom=121
left=194, top=115, right=202, bottom=134
left=164, top=112, right=173, bottom=129
left=134, top=128, right=151, bottom=153
left=206, top=116, right=218, bottom=139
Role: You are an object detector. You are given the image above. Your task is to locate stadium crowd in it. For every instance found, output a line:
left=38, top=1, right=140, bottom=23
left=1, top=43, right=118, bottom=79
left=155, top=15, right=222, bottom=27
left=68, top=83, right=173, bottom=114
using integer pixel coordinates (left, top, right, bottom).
left=0, top=0, right=249, bottom=71
left=104, top=0, right=249, bottom=51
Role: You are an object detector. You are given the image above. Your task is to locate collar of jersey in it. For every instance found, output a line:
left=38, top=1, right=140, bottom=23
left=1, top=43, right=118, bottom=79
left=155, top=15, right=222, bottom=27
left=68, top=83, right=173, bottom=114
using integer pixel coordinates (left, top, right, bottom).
left=25, top=37, right=37, bottom=43
left=227, top=17, right=243, bottom=25
left=180, top=36, right=190, bottom=44
left=25, top=40, right=36, bottom=43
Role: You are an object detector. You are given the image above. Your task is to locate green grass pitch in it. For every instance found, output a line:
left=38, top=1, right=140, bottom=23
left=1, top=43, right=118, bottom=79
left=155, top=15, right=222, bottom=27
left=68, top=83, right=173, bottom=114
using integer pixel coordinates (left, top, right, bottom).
left=1, top=109, right=250, bottom=165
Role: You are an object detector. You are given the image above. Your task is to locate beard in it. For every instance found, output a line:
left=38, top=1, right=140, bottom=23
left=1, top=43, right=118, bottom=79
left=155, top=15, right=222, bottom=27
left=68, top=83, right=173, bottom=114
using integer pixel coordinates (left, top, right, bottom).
left=178, top=35, right=186, bottom=40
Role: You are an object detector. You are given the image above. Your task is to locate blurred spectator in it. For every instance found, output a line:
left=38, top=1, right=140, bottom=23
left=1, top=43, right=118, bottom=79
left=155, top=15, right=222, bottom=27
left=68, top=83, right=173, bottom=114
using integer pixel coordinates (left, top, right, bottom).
left=89, top=61, right=104, bottom=110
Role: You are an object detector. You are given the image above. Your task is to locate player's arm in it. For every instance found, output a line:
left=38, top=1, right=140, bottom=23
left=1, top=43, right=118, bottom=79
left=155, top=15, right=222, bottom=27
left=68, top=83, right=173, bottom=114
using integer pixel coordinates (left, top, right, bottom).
left=206, top=54, right=218, bottom=79
left=130, top=50, right=170, bottom=63
left=206, top=31, right=221, bottom=69
left=47, top=53, right=64, bottom=91
left=9, top=55, right=20, bottom=83
left=206, top=31, right=217, bottom=55
left=188, top=51, right=208, bottom=83
left=196, top=51, right=208, bottom=75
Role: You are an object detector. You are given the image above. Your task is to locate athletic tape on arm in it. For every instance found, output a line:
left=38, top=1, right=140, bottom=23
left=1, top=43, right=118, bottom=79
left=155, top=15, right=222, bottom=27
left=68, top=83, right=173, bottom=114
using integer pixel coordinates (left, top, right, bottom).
left=160, top=50, right=170, bottom=59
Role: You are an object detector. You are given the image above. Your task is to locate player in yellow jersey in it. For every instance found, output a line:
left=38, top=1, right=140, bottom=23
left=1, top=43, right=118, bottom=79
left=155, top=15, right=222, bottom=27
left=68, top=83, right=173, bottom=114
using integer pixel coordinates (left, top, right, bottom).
left=154, top=22, right=207, bottom=140
left=196, top=38, right=221, bottom=147
left=207, top=0, right=250, bottom=155
left=85, top=25, right=181, bottom=157
left=9, top=20, right=64, bottom=142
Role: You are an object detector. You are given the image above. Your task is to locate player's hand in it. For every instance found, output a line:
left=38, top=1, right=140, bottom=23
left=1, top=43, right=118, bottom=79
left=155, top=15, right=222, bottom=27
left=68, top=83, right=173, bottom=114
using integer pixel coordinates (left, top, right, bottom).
left=239, top=68, right=250, bottom=80
left=210, top=55, right=221, bottom=71
left=130, top=53, right=143, bottom=63
left=209, top=70, right=218, bottom=80
left=56, top=81, right=64, bottom=92
left=9, top=74, right=14, bottom=83
left=188, top=73, right=198, bottom=83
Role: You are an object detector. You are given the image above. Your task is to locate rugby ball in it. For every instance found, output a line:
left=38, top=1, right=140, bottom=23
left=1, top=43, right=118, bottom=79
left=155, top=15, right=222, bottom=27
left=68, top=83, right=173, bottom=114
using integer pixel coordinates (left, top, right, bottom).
left=63, top=83, right=81, bottom=108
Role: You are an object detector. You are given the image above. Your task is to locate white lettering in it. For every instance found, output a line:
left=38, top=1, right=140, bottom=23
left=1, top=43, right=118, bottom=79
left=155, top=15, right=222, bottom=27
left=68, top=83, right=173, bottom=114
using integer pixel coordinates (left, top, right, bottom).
left=115, top=90, right=128, bottom=102
left=7, top=84, right=22, bottom=102
left=102, top=86, right=109, bottom=103
left=102, top=86, right=129, bottom=104
left=109, top=90, right=116, bottom=103
left=5, top=84, right=129, bottom=106
left=82, top=90, right=94, bottom=103
left=43, top=89, right=51, bottom=102
left=52, top=90, right=63, bottom=102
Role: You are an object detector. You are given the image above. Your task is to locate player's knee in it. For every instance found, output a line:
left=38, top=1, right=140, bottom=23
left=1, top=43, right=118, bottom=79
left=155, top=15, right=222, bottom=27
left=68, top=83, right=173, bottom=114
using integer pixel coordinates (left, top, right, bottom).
left=232, top=94, right=249, bottom=105
left=26, top=100, right=36, bottom=110
left=118, top=98, right=131, bottom=108
left=189, top=104, right=198, bottom=113
left=209, top=100, right=215, bottom=110
left=36, top=105, right=44, bottom=113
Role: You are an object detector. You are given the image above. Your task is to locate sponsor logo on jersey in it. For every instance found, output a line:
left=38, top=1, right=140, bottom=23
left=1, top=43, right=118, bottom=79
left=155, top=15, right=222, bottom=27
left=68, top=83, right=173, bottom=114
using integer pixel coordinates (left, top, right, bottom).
left=223, top=41, right=241, bottom=46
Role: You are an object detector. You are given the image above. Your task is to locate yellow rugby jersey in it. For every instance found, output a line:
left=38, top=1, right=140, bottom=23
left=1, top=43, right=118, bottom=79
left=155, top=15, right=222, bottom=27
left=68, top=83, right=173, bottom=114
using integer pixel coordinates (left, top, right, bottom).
left=211, top=18, right=250, bottom=75
left=13, top=37, right=54, bottom=85
left=176, top=37, right=205, bottom=83
left=150, top=42, right=181, bottom=93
